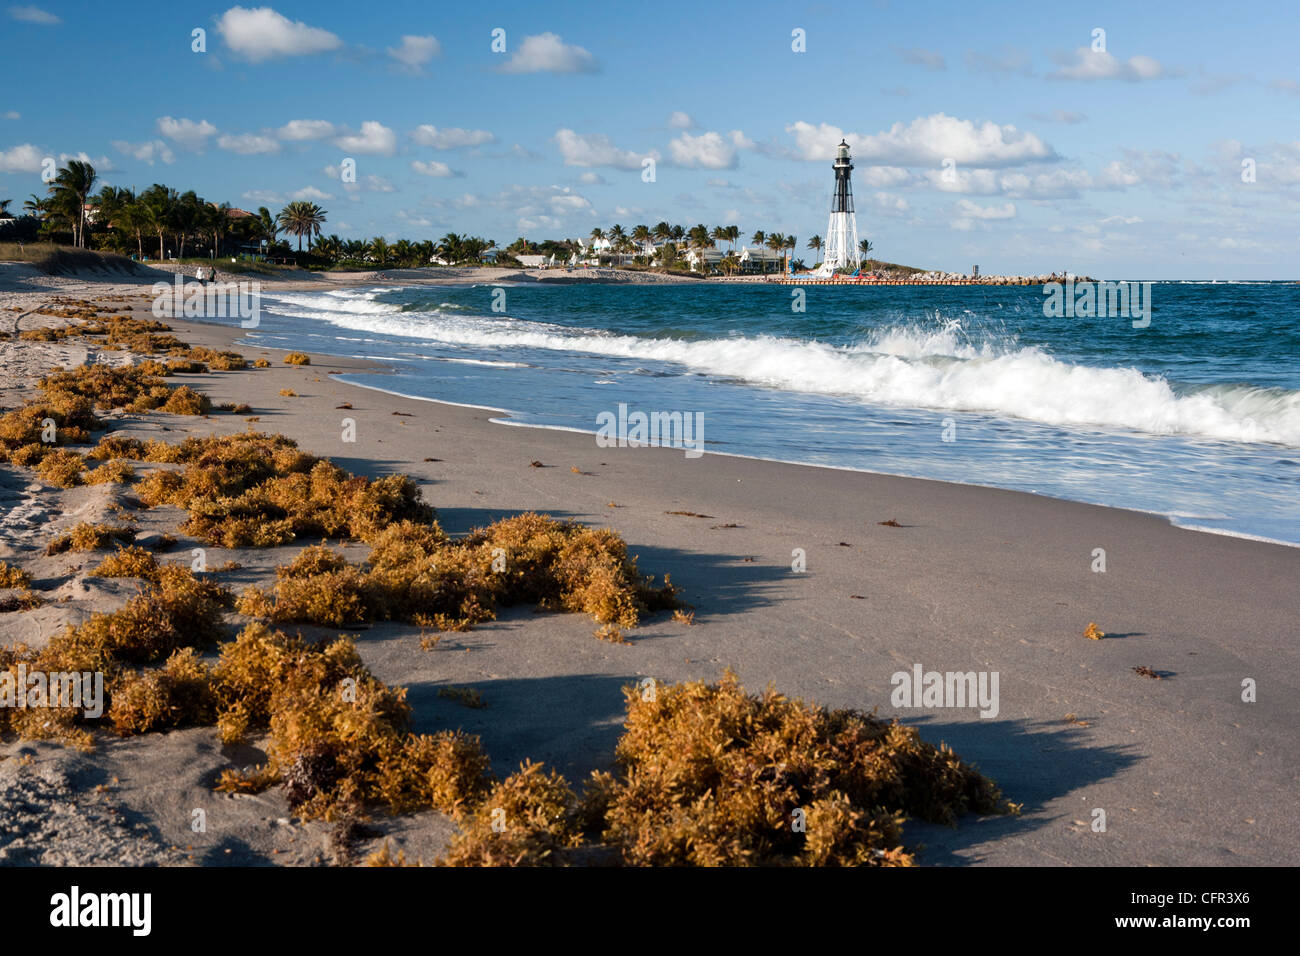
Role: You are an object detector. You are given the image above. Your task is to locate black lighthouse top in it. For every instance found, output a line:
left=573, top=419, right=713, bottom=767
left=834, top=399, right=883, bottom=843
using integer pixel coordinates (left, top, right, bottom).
left=831, top=140, right=854, bottom=213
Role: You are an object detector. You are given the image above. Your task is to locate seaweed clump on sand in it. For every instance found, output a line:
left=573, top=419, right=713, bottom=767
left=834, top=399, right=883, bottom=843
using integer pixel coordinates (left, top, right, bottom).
left=45, top=522, right=136, bottom=555
left=575, top=673, right=1015, bottom=867
left=134, top=432, right=430, bottom=547
left=235, top=513, right=678, bottom=635
left=0, top=563, right=231, bottom=746
left=210, top=623, right=493, bottom=820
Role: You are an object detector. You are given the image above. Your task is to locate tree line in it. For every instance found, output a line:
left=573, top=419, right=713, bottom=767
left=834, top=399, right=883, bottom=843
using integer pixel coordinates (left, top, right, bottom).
left=2, top=160, right=875, bottom=273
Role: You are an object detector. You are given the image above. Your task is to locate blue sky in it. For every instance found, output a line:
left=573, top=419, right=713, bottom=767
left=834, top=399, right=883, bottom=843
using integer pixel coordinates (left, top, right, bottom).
left=2, top=0, right=1298, bottom=277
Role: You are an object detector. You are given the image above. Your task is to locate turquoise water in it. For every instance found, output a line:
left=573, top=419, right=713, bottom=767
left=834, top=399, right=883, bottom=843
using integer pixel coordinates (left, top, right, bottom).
left=242, top=281, right=1300, bottom=545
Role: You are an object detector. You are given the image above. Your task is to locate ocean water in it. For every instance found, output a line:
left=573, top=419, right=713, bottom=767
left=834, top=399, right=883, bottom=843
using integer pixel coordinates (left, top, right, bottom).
left=241, top=281, right=1300, bottom=546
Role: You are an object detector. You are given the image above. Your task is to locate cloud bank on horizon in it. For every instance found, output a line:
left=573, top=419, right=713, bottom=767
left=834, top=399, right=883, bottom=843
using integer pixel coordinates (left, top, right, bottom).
left=1, top=0, right=1298, bottom=278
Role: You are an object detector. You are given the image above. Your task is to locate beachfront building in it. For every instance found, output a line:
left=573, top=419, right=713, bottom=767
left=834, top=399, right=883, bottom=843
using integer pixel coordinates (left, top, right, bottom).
left=818, top=140, right=861, bottom=275
left=737, top=245, right=784, bottom=274
left=683, top=244, right=784, bottom=274
left=685, top=247, right=727, bottom=272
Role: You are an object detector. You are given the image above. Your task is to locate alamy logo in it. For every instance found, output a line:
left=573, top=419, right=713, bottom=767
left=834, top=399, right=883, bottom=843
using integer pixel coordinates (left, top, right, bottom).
left=0, top=665, right=103, bottom=718
left=1042, top=279, right=1152, bottom=328
left=596, top=403, right=704, bottom=459
left=151, top=275, right=261, bottom=328
left=890, top=663, right=999, bottom=718
left=49, top=886, right=151, bottom=936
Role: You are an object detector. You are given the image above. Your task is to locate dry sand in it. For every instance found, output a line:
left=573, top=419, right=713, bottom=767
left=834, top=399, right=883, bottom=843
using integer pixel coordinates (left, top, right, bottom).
left=0, top=266, right=1296, bottom=866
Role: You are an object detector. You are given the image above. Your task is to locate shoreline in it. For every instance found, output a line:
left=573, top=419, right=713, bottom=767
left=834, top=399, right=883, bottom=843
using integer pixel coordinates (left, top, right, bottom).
left=1, top=275, right=1297, bottom=866
left=339, top=374, right=1300, bottom=552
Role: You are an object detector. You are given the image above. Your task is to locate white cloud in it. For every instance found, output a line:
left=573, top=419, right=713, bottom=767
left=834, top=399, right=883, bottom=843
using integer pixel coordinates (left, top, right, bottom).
left=1029, top=109, right=1087, bottom=124
left=2, top=111, right=18, bottom=120
left=668, top=111, right=695, bottom=129
left=668, top=131, right=736, bottom=169
left=788, top=114, right=1055, bottom=168
left=218, top=132, right=281, bottom=155
left=156, top=116, right=218, bottom=151
left=998, top=167, right=1094, bottom=198
left=112, top=139, right=175, bottom=164
left=895, top=47, right=946, bottom=70
left=8, top=5, right=59, bottom=25
left=1096, top=161, right=1142, bottom=188
left=870, top=191, right=912, bottom=215
left=58, top=151, right=115, bottom=172
left=242, top=189, right=285, bottom=205
left=216, top=6, right=342, bottom=63
left=500, top=32, right=597, bottom=74
left=956, top=199, right=1016, bottom=219
left=335, top=120, right=396, bottom=155
left=965, top=46, right=1033, bottom=75
left=291, top=185, right=332, bottom=201
left=411, top=159, right=454, bottom=177
left=410, top=125, right=494, bottom=149
left=952, top=200, right=1015, bottom=231
left=1051, top=48, right=1164, bottom=81
left=578, top=171, right=606, bottom=185
left=553, top=128, right=648, bottom=169
left=925, top=166, right=1092, bottom=198
left=278, top=119, right=336, bottom=141
left=467, top=184, right=596, bottom=232
left=0, top=142, right=44, bottom=172
left=858, top=166, right=912, bottom=187
left=387, top=34, right=440, bottom=73
left=361, top=174, right=395, bottom=193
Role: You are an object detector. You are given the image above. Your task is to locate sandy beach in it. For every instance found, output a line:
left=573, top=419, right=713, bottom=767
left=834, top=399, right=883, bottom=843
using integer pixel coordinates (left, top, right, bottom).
left=0, top=264, right=1296, bottom=867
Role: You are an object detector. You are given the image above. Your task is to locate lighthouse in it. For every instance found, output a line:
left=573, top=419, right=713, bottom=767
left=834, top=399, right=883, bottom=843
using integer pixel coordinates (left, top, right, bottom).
left=819, top=139, right=861, bottom=275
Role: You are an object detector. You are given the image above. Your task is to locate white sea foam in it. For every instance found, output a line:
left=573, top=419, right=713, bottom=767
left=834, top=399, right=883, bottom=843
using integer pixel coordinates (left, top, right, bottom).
left=259, top=293, right=1300, bottom=446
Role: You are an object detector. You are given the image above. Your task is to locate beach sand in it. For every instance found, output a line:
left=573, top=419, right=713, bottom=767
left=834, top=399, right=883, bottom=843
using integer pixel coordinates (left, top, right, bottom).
left=1, top=265, right=1296, bottom=866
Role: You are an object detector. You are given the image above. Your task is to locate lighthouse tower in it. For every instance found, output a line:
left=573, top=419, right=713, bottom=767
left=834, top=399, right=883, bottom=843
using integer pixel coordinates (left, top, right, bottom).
left=820, top=139, right=861, bottom=275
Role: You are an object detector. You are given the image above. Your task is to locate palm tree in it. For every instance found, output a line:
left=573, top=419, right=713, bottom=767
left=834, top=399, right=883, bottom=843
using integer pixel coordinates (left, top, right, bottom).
left=652, top=221, right=671, bottom=246
left=807, top=235, right=822, bottom=263
left=631, top=224, right=651, bottom=256
left=369, top=236, right=391, bottom=266
left=719, top=252, right=740, bottom=276
left=859, top=239, right=874, bottom=258
left=276, top=201, right=328, bottom=252
left=140, top=184, right=178, bottom=259
left=253, top=207, right=277, bottom=255
left=392, top=238, right=414, bottom=266
left=765, top=232, right=785, bottom=274
left=204, top=201, right=231, bottom=259
left=437, top=232, right=464, bottom=263
left=23, top=194, right=47, bottom=219
left=656, top=241, right=678, bottom=271
left=0, top=199, right=11, bottom=216
left=313, top=234, right=344, bottom=262
left=724, top=225, right=740, bottom=252
left=173, top=190, right=205, bottom=258
left=784, top=235, right=797, bottom=272
left=607, top=224, right=626, bottom=264
left=50, top=159, right=97, bottom=247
